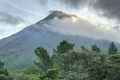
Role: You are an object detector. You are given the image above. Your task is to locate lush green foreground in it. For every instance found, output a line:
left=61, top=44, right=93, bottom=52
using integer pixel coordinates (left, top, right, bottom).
left=0, top=40, right=120, bottom=80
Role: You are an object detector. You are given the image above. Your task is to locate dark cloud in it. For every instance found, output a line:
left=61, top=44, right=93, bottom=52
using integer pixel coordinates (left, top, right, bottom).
left=56, top=0, right=120, bottom=20
left=39, top=0, right=48, bottom=5
left=0, top=12, right=23, bottom=25
left=94, top=0, right=120, bottom=19
left=59, top=0, right=89, bottom=8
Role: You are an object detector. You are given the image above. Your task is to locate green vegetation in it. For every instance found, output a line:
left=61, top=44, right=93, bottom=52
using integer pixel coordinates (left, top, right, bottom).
left=0, top=40, right=120, bottom=80
left=0, top=60, right=12, bottom=80
left=55, top=40, right=74, bottom=53
left=91, top=44, right=101, bottom=53
left=109, top=42, right=118, bottom=54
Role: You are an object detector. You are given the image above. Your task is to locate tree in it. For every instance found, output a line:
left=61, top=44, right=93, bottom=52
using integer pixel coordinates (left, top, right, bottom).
left=0, top=60, right=12, bottom=80
left=56, top=40, right=74, bottom=53
left=91, top=44, right=100, bottom=53
left=33, top=41, right=120, bottom=80
left=35, top=47, right=51, bottom=71
left=109, top=42, right=118, bottom=54
left=81, top=46, right=88, bottom=51
left=0, top=60, right=8, bottom=76
left=106, top=54, right=120, bottom=80
left=35, top=47, right=59, bottom=80
left=87, top=55, right=108, bottom=80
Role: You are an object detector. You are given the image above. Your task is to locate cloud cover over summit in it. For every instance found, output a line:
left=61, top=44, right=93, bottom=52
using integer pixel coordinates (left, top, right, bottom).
left=0, top=0, right=120, bottom=42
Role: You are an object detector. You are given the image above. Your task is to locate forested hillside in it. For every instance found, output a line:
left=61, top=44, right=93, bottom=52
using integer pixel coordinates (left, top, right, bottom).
left=0, top=40, right=119, bottom=80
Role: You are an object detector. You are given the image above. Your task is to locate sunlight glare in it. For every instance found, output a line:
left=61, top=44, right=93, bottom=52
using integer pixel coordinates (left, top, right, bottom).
left=69, top=7, right=119, bottom=32
left=71, top=16, right=79, bottom=23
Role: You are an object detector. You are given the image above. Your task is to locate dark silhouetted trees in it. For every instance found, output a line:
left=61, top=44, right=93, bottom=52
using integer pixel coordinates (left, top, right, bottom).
left=109, top=42, right=118, bottom=54
left=91, top=44, right=100, bottom=53
left=28, top=40, right=120, bottom=80
left=56, top=40, right=74, bottom=53
left=34, top=47, right=59, bottom=80
left=0, top=60, right=12, bottom=80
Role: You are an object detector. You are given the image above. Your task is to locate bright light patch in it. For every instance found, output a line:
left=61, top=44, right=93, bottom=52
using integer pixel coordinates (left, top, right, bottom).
left=0, top=22, right=26, bottom=39
left=98, top=25, right=113, bottom=31
left=16, top=23, right=26, bottom=28
left=71, top=16, right=78, bottom=23
left=68, top=7, right=119, bottom=32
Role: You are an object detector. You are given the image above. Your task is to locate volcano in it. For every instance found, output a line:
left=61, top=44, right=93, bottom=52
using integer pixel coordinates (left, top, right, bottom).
left=0, top=11, right=116, bottom=69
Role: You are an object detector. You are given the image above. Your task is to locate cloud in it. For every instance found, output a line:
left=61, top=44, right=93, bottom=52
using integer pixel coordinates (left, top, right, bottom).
left=58, top=0, right=90, bottom=8
left=0, top=12, right=23, bottom=25
left=0, top=0, right=120, bottom=40
left=39, top=0, right=48, bottom=5
left=44, top=15, right=120, bottom=42
left=94, top=0, right=120, bottom=19
left=0, top=12, right=25, bottom=39
left=55, top=0, right=120, bottom=20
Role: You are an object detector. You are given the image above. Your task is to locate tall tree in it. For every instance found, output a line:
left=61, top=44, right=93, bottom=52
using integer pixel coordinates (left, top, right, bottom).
left=109, top=42, right=118, bottom=54
left=91, top=44, right=100, bottom=53
left=56, top=40, right=74, bottom=53
left=0, top=60, right=8, bottom=76
left=35, top=47, right=51, bottom=71
left=35, top=47, right=59, bottom=80
left=0, top=60, right=12, bottom=80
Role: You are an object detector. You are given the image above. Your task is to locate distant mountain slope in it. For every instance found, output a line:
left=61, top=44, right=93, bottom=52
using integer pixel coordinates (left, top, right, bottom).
left=0, top=11, right=118, bottom=69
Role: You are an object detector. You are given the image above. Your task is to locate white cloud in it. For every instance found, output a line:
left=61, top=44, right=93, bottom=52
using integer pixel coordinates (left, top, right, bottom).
left=0, top=0, right=120, bottom=43
left=0, top=0, right=49, bottom=39
left=44, top=16, right=120, bottom=42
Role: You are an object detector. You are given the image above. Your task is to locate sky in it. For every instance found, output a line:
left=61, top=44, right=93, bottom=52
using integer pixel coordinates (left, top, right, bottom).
left=0, top=0, right=120, bottom=41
